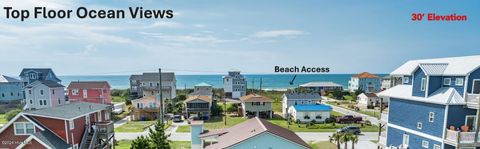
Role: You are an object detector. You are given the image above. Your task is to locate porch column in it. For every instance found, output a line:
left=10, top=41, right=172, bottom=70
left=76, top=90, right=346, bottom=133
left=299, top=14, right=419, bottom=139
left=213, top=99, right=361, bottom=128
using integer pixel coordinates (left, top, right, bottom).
left=475, top=108, right=480, bottom=143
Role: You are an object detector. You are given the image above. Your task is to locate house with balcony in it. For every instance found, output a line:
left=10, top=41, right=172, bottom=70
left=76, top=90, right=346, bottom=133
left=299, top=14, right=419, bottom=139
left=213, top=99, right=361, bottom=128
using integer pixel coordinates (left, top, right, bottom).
left=0, top=75, right=24, bottom=103
left=185, top=95, right=212, bottom=120
left=190, top=82, right=213, bottom=97
left=282, top=93, right=322, bottom=118
left=24, top=80, right=66, bottom=110
left=299, top=82, right=343, bottom=95
left=190, top=117, right=311, bottom=149
left=19, top=68, right=61, bottom=87
left=67, top=81, right=112, bottom=105
left=223, top=71, right=247, bottom=99
left=0, top=102, right=114, bottom=149
left=357, top=93, right=388, bottom=108
left=131, top=96, right=160, bottom=121
left=377, top=55, right=480, bottom=149
left=240, top=94, right=273, bottom=118
left=129, top=72, right=176, bottom=100
left=348, top=72, right=382, bottom=93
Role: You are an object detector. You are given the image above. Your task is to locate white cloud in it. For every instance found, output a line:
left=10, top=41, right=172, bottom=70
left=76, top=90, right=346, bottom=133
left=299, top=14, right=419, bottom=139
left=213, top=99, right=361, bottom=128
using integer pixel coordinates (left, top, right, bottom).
left=146, top=21, right=183, bottom=28
left=140, top=32, right=232, bottom=44
left=252, top=30, right=305, bottom=38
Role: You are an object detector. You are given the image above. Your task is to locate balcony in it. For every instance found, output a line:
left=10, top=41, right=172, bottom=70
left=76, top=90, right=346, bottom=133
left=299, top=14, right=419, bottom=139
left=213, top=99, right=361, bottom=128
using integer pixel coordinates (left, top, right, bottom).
left=380, top=113, right=388, bottom=123
left=444, top=130, right=480, bottom=147
left=466, top=94, right=480, bottom=109
left=97, top=121, right=114, bottom=139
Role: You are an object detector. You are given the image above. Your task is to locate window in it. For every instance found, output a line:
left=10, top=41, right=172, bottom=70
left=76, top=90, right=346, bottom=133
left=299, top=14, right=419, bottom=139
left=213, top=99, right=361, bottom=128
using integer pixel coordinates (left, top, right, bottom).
left=69, top=120, right=74, bottom=129
left=417, top=122, right=423, bottom=129
left=456, top=78, right=464, bottom=86
left=40, top=90, right=44, bottom=96
left=72, top=89, right=79, bottom=95
left=105, top=111, right=110, bottom=120
left=52, top=90, right=55, bottom=95
left=29, top=90, right=32, bottom=94
left=29, top=100, right=32, bottom=104
left=83, top=89, right=88, bottom=98
left=39, top=100, right=43, bottom=105
left=433, top=144, right=440, bottom=149
left=29, top=73, right=37, bottom=79
left=474, top=80, right=480, bottom=94
left=10, top=92, right=13, bottom=96
left=443, top=78, right=451, bottom=86
left=14, top=122, right=35, bottom=135
left=402, top=134, right=409, bottom=147
left=97, top=111, right=102, bottom=121
left=73, top=144, right=79, bottom=149
left=422, top=140, right=429, bottom=148
left=403, top=77, right=409, bottom=84
left=1, top=93, right=3, bottom=97
left=421, top=78, right=426, bottom=91
left=429, top=112, right=435, bottom=122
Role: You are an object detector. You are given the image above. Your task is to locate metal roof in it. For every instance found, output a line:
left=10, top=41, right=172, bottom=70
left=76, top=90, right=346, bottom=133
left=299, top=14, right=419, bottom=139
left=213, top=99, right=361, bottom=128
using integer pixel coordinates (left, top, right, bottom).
left=283, top=93, right=321, bottom=100
left=26, top=80, right=64, bottom=88
left=299, top=82, right=342, bottom=87
left=377, top=85, right=464, bottom=105
left=390, top=55, right=480, bottom=76
left=0, top=75, right=22, bottom=83
left=419, top=63, right=448, bottom=76
left=23, top=102, right=109, bottom=119
left=195, top=82, right=212, bottom=87
left=292, top=105, right=332, bottom=111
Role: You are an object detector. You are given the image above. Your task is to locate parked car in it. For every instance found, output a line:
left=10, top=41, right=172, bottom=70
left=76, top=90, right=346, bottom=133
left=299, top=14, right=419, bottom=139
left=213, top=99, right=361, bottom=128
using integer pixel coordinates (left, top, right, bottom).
left=173, top=115, right=183, bottom=122
left=337, top=126, right=361, bottom=135
left=335, top=115, right=362, bottom=124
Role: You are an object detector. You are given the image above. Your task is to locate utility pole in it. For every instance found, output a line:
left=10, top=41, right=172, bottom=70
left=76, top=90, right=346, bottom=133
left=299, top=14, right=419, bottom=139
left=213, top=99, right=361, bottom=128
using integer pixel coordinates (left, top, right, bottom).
left=259, top=78, right=262, bottom=95
left=158, top=68, right=164, bottom=124
left=252, top=78, right=255, bottom=94
left=377, top=97, right=383, bottom=149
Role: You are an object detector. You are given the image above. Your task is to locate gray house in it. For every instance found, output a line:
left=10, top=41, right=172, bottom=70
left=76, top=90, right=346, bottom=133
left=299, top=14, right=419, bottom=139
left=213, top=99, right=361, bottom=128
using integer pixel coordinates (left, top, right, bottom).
left=240, top=94, right=273, bottom=118
left=19, top=68, right=61, bottom=86
left=129, top=72, right=176, bottom=100
left=0, top=75, right=24, bottom=102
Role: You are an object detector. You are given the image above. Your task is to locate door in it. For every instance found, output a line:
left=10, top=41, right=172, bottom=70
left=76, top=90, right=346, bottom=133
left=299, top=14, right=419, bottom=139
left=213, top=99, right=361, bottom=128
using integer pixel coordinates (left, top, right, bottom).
left=465, top=115, right=477, bottom=131
left=402, top=134, right=409, bottom=147
left=473, top=80, right=480, bottom=94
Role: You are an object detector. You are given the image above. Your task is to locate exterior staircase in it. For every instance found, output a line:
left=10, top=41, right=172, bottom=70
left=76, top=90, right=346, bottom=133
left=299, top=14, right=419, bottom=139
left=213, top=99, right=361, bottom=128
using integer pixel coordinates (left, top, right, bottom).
left=80, top=126, right=98, bottom=149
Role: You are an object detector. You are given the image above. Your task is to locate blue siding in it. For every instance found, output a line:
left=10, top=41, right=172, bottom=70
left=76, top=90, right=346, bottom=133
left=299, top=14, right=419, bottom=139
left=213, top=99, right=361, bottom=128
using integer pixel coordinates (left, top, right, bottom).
left=468, top=68, right=480, bottom=94
left=412, top=68, right=426, bottom=97
left=0, top=82, right=24, bottom=101
left=404, top=76, right=412, bottom=85
left=446, top=105, right=476, bottom=129
left=386, top=126, right=442, bottom=149
left=442, top=76, right=465, bottom=97
left=358, top=78, right=382, bottom=93
left=389, top=98, right=445, bottom=137
left=428, top=76, right=443, bottom=95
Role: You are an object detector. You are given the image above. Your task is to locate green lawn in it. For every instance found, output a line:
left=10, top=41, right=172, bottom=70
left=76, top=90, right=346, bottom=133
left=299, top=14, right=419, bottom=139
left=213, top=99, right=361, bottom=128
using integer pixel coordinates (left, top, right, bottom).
left=0, top=114, right=7, bottom=124
left=268, top=117, right=379, bottom=132
left=176, top=115, right=248, bottom=133
left=112, top=96, right=127, bottom=103
left=309, top=141, right=337, bottom=149
left=272, top=102, right=282, bottom=113
left=114, top=121, right=156, bottom=132
left=115, top=140, right=191, bottom=149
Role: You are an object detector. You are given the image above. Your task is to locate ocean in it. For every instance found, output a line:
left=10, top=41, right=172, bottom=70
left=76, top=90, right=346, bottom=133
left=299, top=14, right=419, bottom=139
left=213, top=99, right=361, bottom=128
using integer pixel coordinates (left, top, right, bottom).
left=58, top=74, right=387, bottom=90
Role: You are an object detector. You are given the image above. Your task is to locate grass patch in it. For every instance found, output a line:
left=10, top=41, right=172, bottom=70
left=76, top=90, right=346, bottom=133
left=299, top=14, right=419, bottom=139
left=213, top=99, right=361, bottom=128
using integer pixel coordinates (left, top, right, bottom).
left=176, top=115, right=248, bottom=132
left=268, top=118, right=379, bottom=132
left=0, top=114, right=7, bottom=124
left=176, top=125, right=190, bottom=133
left=371, top=140, right=378, bottom=144
left=112, top=96, right=127, bottom=103
left=114, top=121, right=156, bottom=132
left=115, top=140, right=191, bottom=149
left=310, top=141, right=337, bottom=149
left=272, top=102, right=282, bottom=113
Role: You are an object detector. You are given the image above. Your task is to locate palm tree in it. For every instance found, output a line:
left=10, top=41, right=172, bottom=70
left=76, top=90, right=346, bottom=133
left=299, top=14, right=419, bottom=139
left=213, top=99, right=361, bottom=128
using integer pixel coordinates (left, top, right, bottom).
left=349, top=133, right=359, bottom=149
left=330, top=132, right=343, bottom=149
left=339, top=132, right=351, bottom=149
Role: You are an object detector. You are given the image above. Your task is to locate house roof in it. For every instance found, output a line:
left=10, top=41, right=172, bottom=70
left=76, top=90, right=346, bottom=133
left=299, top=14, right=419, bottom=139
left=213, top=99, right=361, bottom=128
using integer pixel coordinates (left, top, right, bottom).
left=22, top=102, right=110, bottom=120
left=185, top=95, right=212, bottom=103
left=390, top=55, right=480, bottom=76
left=377, top=85, right=464, bottom=105
left=292, top=105, right=332, bottom=111
left=19, top=68, right=60, bottom=81
left=419, top=63, right=449, bottom=76
left=353, top=72, right=380, bottom=79
left=26, top=80, right=64, bottom=88
left=67, top=81, right=110, bottom=89
left=129, top=72, right=175, bottom=81
left=360, top=93, right=378, bottom=98
left=32, top=130, right=70, bottom=149
left=201, top=117, right=310, bottom=149
left=195, top=82, right=212, bottom=87
left=239, top=94, right=272, bottom=102
left=299, top=82, right=342, bottom=87
left=283, top=93, right=321, bottom=100
left=0, top=75, right=22, bottom=83
left=132, top=96, right=157, bottom=102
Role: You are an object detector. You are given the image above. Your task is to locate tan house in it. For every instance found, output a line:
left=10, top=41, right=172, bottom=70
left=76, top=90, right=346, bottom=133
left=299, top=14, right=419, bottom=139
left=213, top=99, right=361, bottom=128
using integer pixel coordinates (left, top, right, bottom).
left=131, top=96, right=160, bottom=121
left=240, top=94, right=273, bottom=118
left=185, top=95, right=212, bottom=120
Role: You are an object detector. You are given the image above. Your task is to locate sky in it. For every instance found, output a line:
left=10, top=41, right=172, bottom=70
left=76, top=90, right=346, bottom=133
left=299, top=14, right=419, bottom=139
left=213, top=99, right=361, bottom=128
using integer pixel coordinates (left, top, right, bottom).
left=0, top=0, right=479, bottom=76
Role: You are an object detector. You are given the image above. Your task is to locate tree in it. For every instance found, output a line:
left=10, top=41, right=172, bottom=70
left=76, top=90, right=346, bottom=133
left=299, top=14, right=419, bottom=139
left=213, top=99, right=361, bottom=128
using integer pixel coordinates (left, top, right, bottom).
left=176, top=95, right=187, bottom=101
left=148, top=120, right=171, bottom=149
left=330, top=132, right=343, bottom=149
left=5, top=109, right=22, bottom=121
left=349, top=133, right=359, bottom=149
left=210, top=103, right=223, bottom=116
left=354, top=88, right=364, bottom=96
left=339, top=132, right=350, bottom=149
left=131, top=136, right=150, bottom=149
left=332, top=89, right=344, bottom=100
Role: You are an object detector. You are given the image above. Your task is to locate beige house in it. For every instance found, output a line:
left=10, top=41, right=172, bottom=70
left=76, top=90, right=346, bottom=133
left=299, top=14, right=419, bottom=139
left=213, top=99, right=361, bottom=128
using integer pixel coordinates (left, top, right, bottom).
left=185, top=95, right=212, bottom=120
left=131, top=96, right=160, bottom=121
left=240, top=94, right=273, bottom=118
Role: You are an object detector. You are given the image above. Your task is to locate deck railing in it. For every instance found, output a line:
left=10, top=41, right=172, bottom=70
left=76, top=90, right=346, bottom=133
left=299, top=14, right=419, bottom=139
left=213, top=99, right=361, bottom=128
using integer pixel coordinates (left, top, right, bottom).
left=466, top=94, right=480, bottom=108
left=445, top=130, right=477, bottom=143
left=97, top=122, right=114, bottom=136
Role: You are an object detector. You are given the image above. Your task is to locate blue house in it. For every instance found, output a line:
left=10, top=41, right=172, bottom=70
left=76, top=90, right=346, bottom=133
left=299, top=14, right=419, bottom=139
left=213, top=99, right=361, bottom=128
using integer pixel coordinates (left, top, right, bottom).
left=378, top=55, right=480, bottom=149
left=348, top=72, right=382, bottom=93
left=19, top=68, right=61, bottom=86
left=0, top=75, right=24, bottom=102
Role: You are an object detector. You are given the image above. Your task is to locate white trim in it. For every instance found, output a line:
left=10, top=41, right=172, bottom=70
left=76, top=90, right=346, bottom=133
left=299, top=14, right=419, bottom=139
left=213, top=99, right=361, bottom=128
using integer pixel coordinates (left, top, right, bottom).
left=402, top=134, right=409, bottom=147
left=433, top=144, right=440, bottom=149
left=388, top=123, right=443, bottom=142
left=425, top=76, right=429, bottom=97
left=456, top=78, right=464, bottom=86
left=65, top=120, right=69, bottom=144
left=0, top=113, right=45, bottom=134
left=421, top=78, right=426, bottom=92
left=472, top=79, right=480, bottom=94
left=13, top=122, right=35, bottom=135
left=443, top=78, right=451, bottom=86
left=464, top=75, right=469, bottom=99
left=441, top=104, right=449, bottom=149
left=421, top=140, right=429, bottom=148
left=428, top=112, right=434, bottom=122
left=417, top=122, right=423, bottom=129
left=69, top=120, right=75, bottom=130
left=465, top=115, right=476, bottom=130
left=15, top=135, right=53, bottom=149
left=22, top=109, right=104, bottom=121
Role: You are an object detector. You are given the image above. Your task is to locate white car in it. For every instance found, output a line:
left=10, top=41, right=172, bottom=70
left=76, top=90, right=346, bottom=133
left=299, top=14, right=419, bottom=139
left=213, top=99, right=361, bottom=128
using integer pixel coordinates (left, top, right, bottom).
left=112, top=103, right=125, bottom=114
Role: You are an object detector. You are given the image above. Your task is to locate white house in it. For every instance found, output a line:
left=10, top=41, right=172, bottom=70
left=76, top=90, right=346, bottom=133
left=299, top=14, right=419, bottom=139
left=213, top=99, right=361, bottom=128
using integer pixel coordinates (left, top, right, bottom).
left=24, top=80, right=66, bottom=110
left=282, top=93, right=321, bottom=118
left=356, top=93, right=380, bottom=108
left=288, top=105, right=332, bottom=123
left=223, top=71, right=246, bottom=99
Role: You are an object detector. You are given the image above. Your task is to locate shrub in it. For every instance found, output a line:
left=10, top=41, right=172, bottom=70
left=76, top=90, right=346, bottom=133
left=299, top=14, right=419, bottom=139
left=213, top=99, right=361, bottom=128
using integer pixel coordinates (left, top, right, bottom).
left=364, top=120, right=372, bottom=126
left=325, top=117, right=336, bottom=123
left=5, top=109, right=22, bottom=121
left=296, top=119, right=301, bottom=124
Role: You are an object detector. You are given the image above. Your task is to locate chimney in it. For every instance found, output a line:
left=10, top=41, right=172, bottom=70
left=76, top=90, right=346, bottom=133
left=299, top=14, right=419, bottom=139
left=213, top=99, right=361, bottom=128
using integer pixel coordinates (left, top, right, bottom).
left=190, top=121, right=204, bottom=149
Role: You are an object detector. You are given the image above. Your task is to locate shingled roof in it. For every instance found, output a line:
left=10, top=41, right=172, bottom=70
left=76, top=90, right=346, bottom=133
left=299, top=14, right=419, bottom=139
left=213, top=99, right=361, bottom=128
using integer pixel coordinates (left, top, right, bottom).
left=0, top=75, right=22, bottom=83
left=25, top=80, right=64, bottom=88
left=200, top=117, right=311, bottom=149
left=185, top=95, right=212, bottom=103
left=67, top=81, right=110, bottom=89
left=353, top=72, right=380, bottom=79
left=23, top=102, right=109, bottom=119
